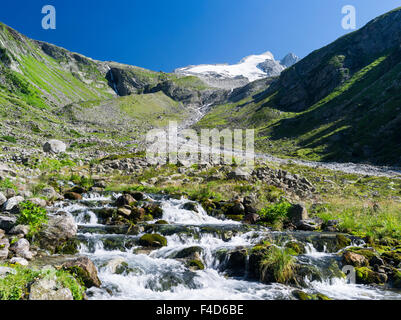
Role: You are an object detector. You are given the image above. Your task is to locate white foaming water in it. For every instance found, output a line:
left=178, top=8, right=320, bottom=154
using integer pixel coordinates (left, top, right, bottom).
left=160, top=198, right=240, bottom=225
left=307, top=278, right=401, bottom=300
left=63, top=193, right=401, bottom=300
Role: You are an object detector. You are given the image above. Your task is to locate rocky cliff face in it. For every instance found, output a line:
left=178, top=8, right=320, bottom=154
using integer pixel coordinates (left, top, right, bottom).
left=269, top=8, right=401, bottom=112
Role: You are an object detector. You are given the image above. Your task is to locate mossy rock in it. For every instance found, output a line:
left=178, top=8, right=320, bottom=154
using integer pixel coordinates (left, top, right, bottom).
left=292, top=290, right=331, bottom=300
left=335, top=234, right=351, bottom=251
left=143, top=203, right=163, bottom=219
left=54, top=238, right=80, bottom=255
left=285, top=241, right=306, bottom=255
left=139, top=233, right=167, bottom=248
left=292, top=290, right=314, bottom=300
left=381, top=251, right=401, bottom=266
left=391, top=269, right=401, bottom=288
left=295, top=264, right=323, bottom=285
left=346, top=247, right=378, bottom=261
left=225, top=215, right=244, bottom=222
left=248, top=245, right=270, bottom=280
left=155, top=220, right=169, bottom=225
left=187, top=259, right=205, bottom=270
left=355, top=267, right=387, bottom=285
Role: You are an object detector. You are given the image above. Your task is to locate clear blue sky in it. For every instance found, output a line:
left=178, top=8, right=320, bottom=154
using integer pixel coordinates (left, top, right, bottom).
left=1, top=0, right=401, bottom=72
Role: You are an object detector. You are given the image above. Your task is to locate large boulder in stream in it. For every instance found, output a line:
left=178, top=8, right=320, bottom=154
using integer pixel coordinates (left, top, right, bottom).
left=38, top=211, right=78, bottom=253
left=62, top=256, right=101, bottom=288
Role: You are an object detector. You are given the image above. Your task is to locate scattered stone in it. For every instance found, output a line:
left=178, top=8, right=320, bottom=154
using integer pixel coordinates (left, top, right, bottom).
left=69, top=186, right=87, bottom=194
left=114, top=194, right=136, bottom=207
left=29, top=278, right=73, bottom=300
left=28, top=198, right=47, bottom=208
left=143, top=203, right=163, bottom=219
left=43, top=140, right=67, bottom=154
left=9, top=257, right=29, bottom=266
left=9, top=225, right=30, bottom=236
left=227, top=168, right=251, bottom=181
left=2, top=196, right=24, bottom=212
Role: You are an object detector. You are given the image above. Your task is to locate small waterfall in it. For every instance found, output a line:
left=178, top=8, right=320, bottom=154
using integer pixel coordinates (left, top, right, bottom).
left=107, top=65, right=119, bottom=95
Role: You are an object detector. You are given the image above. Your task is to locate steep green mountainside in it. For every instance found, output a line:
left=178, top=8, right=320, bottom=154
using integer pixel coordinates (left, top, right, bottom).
left=0, top=22, right=227, bottom=157
left=197, top=7, right=401, bottom=166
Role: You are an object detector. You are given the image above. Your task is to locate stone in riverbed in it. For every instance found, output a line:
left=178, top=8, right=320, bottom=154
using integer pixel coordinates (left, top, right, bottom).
left=139, top=234, right=167, bottom=248
left=38, top=211, right=77, bottom=252
left=62, top=256, right=101, bottom=288
left=343, top=251, right=369, bottom=267
left=64, top=192, right=83, bottom=201
left=114, top=194, right=136, bottom=207
left=117, top=207, right=131, bottom=217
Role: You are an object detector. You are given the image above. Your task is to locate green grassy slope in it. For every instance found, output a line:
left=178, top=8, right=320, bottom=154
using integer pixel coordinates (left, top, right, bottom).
left=197, top=7, right=401, bottom=166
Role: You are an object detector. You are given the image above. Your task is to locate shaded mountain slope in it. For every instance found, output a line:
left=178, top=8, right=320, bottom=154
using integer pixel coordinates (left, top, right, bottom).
left=197, top=7, right=401, bottom=166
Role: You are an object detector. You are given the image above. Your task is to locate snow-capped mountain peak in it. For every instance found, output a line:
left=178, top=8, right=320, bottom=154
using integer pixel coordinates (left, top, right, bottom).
left=175, top=51, right=299, bottom=89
